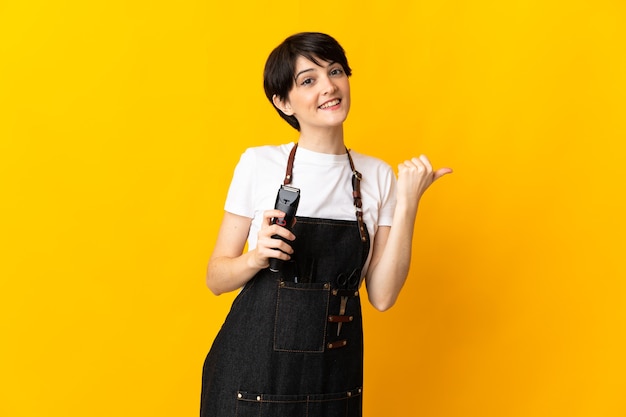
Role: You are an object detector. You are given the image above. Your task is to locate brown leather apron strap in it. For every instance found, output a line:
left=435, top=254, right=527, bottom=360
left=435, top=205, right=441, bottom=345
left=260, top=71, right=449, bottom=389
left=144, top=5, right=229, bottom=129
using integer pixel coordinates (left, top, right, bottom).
left=326, top=339, right=348, bottom=349
left=328, top=315, right=354, bottom=323
left=346, top=148, right=367, bottom=243
left=284, top=143, right=298, bottom=185
left=283, top=143, right=368, bottom=243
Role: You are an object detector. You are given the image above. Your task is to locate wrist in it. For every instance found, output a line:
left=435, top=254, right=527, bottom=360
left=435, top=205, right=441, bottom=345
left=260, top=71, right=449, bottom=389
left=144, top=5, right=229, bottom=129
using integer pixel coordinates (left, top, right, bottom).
left=395, top=199, right=419, bottom=217
left=246, top=249, right=268, bottom=271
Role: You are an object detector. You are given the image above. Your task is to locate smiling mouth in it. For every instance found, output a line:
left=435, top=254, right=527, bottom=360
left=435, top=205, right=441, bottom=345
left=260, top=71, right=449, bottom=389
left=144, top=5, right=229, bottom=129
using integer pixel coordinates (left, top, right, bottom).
left=319, top=99, right=341, bottom=109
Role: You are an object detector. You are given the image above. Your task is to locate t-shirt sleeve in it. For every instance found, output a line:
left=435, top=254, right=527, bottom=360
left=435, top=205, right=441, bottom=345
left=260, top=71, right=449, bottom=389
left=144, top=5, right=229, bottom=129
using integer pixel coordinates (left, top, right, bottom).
left=377, top=164, right=397, bottom=227
left=224, top=148, right=256, bottom=218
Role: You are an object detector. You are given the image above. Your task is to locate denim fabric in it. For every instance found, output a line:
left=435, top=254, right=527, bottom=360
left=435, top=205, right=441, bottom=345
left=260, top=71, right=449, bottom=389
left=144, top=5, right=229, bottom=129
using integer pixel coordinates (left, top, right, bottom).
left=201, top=217, right=369, bottom=417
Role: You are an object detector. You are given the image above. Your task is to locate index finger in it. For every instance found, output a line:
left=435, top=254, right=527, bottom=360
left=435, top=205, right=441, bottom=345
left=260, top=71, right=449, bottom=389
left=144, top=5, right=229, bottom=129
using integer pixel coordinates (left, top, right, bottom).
left=417, top=155, right=433, bottom=172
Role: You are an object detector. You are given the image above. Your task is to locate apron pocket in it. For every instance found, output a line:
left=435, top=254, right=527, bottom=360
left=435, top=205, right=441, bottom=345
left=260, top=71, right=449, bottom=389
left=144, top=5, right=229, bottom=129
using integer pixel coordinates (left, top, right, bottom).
left=235, top=388, right=362, bottom=417
left=274, top=281, right=330, bottom=353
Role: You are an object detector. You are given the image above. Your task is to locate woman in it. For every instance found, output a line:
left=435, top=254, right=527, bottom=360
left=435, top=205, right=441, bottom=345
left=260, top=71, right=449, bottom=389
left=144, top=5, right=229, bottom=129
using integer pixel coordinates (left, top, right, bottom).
left=201, top=32, right=451, bottom=417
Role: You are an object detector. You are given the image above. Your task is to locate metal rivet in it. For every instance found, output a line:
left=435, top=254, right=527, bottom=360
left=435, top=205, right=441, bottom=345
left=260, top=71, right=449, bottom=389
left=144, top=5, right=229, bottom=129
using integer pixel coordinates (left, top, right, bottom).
left=324, top=283, right=330, bottom=289
left=332, top=289, right=338, bottom=296
left=279, top=281, right=285, bottom=287
left=354, top=291, right=359, bottom=297
left=347, top=391, right=352, bottom=397
left=237, top=393, right=242, bottom=399
left=358, top=388, right=362, bottom=393
left=256, top=396, right=261, bottom=401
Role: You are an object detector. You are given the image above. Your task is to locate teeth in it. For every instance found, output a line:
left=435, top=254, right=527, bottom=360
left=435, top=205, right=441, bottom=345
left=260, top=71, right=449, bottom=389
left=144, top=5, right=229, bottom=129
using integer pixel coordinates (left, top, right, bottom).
left=320, top=99, right=340, bottom=109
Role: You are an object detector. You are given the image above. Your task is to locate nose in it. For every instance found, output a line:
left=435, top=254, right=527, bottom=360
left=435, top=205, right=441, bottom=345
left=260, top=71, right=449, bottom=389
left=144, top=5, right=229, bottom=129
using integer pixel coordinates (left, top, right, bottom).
left=320, top=75, right=337, bottom=95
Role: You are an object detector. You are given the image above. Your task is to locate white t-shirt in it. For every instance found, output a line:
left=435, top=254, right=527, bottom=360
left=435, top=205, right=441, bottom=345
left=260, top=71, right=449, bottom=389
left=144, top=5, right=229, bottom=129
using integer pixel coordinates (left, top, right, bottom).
left=225, top=142, right=397, bottom=274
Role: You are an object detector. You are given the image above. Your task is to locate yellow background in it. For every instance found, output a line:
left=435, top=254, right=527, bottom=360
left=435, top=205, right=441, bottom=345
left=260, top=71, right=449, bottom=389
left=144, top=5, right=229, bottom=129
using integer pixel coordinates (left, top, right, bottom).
left=2, top=1, right=625, bottom=416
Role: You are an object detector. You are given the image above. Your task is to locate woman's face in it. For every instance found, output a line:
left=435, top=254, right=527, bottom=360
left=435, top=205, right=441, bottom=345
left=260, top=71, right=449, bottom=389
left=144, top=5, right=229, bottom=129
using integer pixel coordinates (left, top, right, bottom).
left=277, top=55, right=351, bottom=132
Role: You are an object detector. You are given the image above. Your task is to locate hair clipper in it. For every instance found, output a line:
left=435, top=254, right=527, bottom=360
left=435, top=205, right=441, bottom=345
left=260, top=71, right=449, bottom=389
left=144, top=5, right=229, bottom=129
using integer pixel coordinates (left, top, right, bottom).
left=269, top=185, right=300, bottom=272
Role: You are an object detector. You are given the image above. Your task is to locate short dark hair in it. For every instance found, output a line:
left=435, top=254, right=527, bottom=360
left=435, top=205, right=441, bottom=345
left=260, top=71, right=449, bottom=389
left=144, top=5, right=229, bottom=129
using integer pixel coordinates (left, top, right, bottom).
left=263, top=32, right=352, bottom=131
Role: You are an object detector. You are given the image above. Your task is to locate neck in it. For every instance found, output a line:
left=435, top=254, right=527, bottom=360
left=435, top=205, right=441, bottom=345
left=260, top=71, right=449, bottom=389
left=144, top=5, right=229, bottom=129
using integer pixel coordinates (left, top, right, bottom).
left=297, top=125, right=346, bottom=155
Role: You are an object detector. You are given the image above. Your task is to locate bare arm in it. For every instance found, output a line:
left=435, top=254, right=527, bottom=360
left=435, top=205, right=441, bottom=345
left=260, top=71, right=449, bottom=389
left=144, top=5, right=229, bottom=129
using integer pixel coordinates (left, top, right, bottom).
left=206, top=210, right=295, bottom=295
left=365, top=155, right=452, bottom=311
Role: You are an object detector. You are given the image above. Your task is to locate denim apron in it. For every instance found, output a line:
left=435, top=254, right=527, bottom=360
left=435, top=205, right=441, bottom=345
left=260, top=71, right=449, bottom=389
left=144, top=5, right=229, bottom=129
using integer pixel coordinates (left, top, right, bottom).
left=201, top=144, right=370, bottom=417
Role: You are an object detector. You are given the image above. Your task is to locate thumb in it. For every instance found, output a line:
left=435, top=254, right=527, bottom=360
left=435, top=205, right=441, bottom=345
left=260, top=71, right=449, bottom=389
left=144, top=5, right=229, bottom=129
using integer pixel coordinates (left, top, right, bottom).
left=433, top=167, right=453, bottom=181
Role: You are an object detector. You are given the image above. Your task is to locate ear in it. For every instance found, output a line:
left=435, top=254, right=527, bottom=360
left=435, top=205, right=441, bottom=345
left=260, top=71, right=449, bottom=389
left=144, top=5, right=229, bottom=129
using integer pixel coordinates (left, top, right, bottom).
left=272, top=94, right=294, bottom=116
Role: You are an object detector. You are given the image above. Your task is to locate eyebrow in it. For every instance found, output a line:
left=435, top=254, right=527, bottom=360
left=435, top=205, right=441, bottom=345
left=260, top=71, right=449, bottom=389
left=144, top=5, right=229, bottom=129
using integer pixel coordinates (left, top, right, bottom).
left=295, top=68, right=314, bottom=80
left=294, top=61, right=338, bottom=81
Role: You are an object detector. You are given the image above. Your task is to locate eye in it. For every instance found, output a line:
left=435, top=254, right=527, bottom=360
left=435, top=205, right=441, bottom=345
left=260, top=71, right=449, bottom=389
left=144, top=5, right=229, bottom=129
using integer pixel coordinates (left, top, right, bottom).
left=300, top=77, right=314, bottom=86
left=330, top=67, right=344, bottom=77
